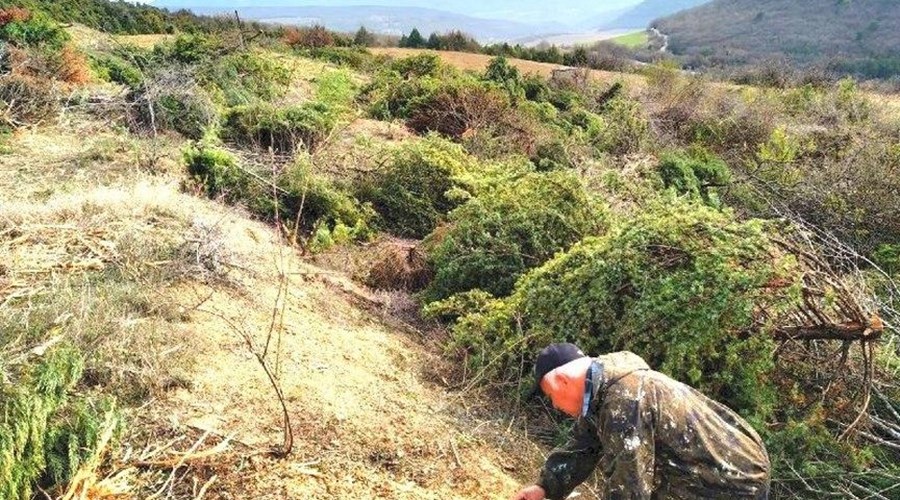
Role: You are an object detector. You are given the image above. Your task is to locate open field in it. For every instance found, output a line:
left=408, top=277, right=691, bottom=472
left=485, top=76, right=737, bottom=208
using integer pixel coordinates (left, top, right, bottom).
left=370, top=47, right=645, bottom=86
left=611, top=30, right=650, bottom=48
left=516, top=29, right=639, bottom=48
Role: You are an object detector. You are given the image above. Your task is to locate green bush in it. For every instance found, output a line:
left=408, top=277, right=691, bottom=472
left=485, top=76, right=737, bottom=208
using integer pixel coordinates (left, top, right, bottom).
left=657, top=148, right=731, bottom=205
left=0, top=347, right=112, bottom=500
left=594, top=95, right=649, bottom=155
left=185, top=144, right=373, bottom=243
left=277, top=162, right=375, bottom=239
left=0, top=11, right=69, bottom=50
left=437, top=198, right=798, bottom=420
left=872, top=244, right=900, bottom=276
left=154, top=34, right=220, bottom=64
left=361, top=54, right=456, bottom=121
left=184, top=145, right=255, bottom=202
left=90, top=53, right=143, bottom=88
left=423, top=170, right=607, bottom=302
left=358, top=136, right=476, bottom=238
left=483, top=55, right=524, bottom=101
left=222, top=102, right=336, bottom=153
left=199, top=51, right=291, bottom=107
left=300, top=46, right=380, bottom=70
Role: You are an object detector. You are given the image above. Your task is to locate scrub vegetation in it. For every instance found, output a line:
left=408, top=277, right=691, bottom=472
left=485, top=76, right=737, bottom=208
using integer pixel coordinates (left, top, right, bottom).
left=1, top=1, right=898, bottom=498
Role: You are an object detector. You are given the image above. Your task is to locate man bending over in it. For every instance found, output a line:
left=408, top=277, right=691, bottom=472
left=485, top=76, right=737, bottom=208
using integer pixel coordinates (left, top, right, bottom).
left=511, top=343, right=770, bottom=500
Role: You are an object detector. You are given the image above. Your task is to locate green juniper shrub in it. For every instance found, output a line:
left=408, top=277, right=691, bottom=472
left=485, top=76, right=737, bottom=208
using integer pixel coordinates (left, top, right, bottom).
left=154, top=33, right=220, bottom=64
left=357, top=135, right=476, bottom=238
left=90, top=53, right=143, bottom=88
left=390, top=53, right=443, bottom=79
left=299, top=46, right=382, bottom=71
left=313, top=69, right=357, bottom=110
left=657, top=148, right=731, bottom=205
left=128, top=69, right=218, bottom=139
left=221, top=102, right=336, bottom=153
left=184, top=144, right=257, bottom=203
left=361, top=54, right=454, bottom=121
left=185, top=144, right=373, bottom=245
left=422, top=170, right=607, bottom=303
left=593, top=95, right=650, bottom=155
left=872, top=244, right=900, bottom=276
left=522, top=74, right=552, bottom=103
left=0, top=346, right=112, bottom=500
left=0, top=9, right=69, bottom=51
left=277, top=161, right=375, bottom=246
left=530, top=140, right=574, bottom=171
left=199, top=51, right=291, bottom=107
left=483, top=55, right=524, bottom=101
left=433, top=197, right=799, bottom=421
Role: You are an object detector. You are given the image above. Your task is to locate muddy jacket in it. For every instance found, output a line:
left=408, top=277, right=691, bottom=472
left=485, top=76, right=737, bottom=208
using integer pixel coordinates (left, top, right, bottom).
left=537, top=352, right=770, bottom=500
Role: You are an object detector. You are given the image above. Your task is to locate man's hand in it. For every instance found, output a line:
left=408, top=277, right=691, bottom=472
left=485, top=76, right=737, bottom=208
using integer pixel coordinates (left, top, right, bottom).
left=510, top=484, right=546, bottom=500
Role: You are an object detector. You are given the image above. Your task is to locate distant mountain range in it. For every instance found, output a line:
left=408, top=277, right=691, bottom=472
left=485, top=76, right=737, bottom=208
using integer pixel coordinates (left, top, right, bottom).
left=174, top=5, right=563, bottom=42
left=152, top=0, right=642, bottom=27
left=654, top=0, right=900, bottom=78
left=150, top=0, right=712, bottom=43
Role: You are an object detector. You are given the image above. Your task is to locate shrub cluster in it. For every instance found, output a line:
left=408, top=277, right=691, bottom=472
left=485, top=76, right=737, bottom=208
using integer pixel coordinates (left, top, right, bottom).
left=423, top=170, right=607, bottom=302
left=185, top=144, right=374, bottom=247
left=222, top=102, right=336, bottom=154
left=357, top=136, right=476, bottom=238
left=432, top=199, right=795, bottom=421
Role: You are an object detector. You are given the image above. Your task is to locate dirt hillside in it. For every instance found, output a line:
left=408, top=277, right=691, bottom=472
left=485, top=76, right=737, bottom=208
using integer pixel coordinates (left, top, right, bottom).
left=0, top=111, right=549, bottom=499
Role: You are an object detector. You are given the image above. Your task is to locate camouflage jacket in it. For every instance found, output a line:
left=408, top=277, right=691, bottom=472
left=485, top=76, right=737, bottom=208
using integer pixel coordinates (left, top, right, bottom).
left=537, top=352, right=770, bottom=500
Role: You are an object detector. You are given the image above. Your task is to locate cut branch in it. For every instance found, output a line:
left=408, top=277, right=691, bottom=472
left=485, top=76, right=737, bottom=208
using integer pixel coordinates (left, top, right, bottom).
left=773, top=321, right=883, bottom=342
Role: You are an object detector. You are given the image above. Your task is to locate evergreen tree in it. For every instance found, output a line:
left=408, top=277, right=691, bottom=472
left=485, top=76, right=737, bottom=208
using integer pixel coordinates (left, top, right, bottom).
left=565, top=46, right=589, bottom=67
left=398, top=33, right=409, bottom=47
left=406, top=28, right=425, bottom=48
left=427, top=32, right=442, bottom=50
left=353, top=25, right=374, bottom=46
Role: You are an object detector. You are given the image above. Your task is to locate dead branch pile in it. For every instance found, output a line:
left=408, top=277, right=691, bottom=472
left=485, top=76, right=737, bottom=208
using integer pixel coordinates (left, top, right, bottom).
left=762, top=226, right=890, bottom=443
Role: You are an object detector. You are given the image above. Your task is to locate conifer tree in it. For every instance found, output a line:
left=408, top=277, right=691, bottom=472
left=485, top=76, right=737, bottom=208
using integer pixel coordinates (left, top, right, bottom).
left=353, top=25, right=374, bottom=46
left=427, top=32, right=442, bottom=50
left=407, top=28, right=425, bottom=48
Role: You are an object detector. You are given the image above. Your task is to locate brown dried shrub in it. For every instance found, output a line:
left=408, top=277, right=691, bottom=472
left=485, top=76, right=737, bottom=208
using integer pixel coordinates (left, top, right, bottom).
left=0, top=7, right=31, bottom=26
left=365, top=239, right=432, bottom=292
left=0, top=74, right=59, bottom=128
left=407, top=84, right=509, bottom=139
left=55, top=45, right=92, bottom=84
left=284, top=25, right=334, bottom=49
left=407, top=84, right=540, bottom=158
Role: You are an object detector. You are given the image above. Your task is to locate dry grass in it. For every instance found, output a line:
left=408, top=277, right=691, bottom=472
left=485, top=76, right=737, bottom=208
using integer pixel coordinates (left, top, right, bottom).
left=0, top=83, right=548, bottom=499
left=116, top=33, right=175, bottom=50
left=371, top=47, right=644, bottom=87
left=364, top=238, right=431, bottom=292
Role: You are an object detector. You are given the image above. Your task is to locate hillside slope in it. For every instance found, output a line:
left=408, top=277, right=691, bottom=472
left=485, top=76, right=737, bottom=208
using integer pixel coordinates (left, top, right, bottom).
left=602, top=0, right=710, bottom=29
left=655, top=0, right=900, bottom=77
left=0, top=108, right=544, bottom=498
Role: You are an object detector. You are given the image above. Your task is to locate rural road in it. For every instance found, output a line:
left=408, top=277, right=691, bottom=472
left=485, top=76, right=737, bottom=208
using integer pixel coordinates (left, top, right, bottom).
left=650, top=27, right=669, bottom=52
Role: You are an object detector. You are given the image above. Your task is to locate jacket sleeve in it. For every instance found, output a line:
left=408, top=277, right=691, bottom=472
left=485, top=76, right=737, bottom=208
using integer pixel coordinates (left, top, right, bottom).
left=536, top=418, right=602, bottom=500
left=599, top=395, right=655, bottom=499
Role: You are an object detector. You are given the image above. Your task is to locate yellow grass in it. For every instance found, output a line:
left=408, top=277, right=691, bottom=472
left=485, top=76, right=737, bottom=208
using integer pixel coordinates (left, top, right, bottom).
left=371, top=47, right=645, bottom=87
left=0, top=102, right=546, bottom=500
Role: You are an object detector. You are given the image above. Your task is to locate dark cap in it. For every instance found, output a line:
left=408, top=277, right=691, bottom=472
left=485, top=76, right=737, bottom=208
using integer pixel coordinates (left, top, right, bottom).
left=529, top=342, right=586, bottom=398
